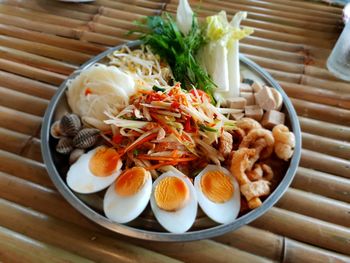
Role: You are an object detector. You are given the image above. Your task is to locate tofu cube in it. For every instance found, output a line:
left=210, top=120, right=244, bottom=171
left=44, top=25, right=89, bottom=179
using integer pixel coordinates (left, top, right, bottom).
left=252, top=81, right=263, bottom=93
left=227, top=97, right=247, bottom=109
left=240, top=83, right=253, bottom=93
left=245, top=105, right=263, bottom=121
left=255, top=86, right=276, bottom=111
left=261, top=110, right=285, bottom=129
left=240, top=92, right=255, bottom=105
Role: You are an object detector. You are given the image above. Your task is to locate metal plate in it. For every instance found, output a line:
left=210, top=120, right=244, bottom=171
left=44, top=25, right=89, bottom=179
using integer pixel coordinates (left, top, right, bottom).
left=41, top=40, right=301, bottom=241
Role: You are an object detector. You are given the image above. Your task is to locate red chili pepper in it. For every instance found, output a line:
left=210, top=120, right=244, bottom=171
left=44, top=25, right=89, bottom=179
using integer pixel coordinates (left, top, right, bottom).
left=85, top=88, right=92, bottom=96
left=184, top=117, right=192, bottom=133
left=112, top=134, right=123, bottom=144
left=171, top=101, right=180, bottom=109
left=146, top=92, right=166, bottom=103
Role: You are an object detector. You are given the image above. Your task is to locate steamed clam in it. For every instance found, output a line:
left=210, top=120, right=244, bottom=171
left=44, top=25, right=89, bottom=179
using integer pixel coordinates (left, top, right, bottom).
left=56, top=137, right=74, bottom=155
left=60, top=113, right=81, bottom=136
left=73, top=128, right=100, bottom=149
left=50, top=120, right=64, bottom=139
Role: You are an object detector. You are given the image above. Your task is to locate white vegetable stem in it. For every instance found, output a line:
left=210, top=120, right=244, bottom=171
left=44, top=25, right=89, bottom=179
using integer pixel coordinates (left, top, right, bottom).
left=228, top=12, right=247, bottom=98
left=230, top=11, right=247, bottom=28
left=211, top=41, right=229, bottom=92
left=176, top=0, right=193, bottom=35
left=227, top=39, right=240, bottom=98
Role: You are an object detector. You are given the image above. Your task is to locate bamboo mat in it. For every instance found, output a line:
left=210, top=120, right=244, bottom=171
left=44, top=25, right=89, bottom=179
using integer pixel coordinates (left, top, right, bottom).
left=0, top=0, right=349, bottom=262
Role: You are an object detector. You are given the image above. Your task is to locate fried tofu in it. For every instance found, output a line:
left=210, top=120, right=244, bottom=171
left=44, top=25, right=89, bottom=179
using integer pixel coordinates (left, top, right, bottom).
left=244, top=105, right=264, bottom=121
left=255, top=86, right=276, bottom=111
left=261, top=110, right=285, bottom=129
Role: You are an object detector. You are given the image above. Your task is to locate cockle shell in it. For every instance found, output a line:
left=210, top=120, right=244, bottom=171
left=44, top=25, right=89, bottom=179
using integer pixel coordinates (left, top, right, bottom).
left=50, top=120, right=64, bottom=139
left=60, top=114, right=81, bottom=136
left=69, top=148, right=85, bottom=164
left=73, top=128, right=100, bottom=149
left=56, top=137, right=74, bottom=154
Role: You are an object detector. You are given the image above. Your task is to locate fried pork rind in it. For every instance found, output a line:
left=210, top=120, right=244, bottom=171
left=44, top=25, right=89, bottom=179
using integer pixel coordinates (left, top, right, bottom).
left=240, top=180, right=270, bottom=202
left=272, top=124, right=295, bottom=161
left=219, top=131, right=233, bottom=158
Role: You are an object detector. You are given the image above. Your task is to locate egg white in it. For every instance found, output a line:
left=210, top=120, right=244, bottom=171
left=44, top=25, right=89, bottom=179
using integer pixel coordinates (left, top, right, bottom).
left=194, top=165, right=241, bottom=224
left=103, top=172, right=152, bottom=224
left=66, top=147, right=122, bottom=194
left=150, top=171, right=198, bottom=233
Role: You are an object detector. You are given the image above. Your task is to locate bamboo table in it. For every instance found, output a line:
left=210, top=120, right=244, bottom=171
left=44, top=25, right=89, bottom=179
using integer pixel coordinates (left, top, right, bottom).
left=0, top=0, right=349, bottom=262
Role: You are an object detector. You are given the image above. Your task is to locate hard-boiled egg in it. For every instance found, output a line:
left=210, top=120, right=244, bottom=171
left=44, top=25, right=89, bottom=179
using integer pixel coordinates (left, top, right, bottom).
left=150, top=171, right=197, bottom=233
left=103, top=167, right=152, bottom=223
left=194, top=165, right=240, bottom=224
left=67, top=146, right=122, bottom=194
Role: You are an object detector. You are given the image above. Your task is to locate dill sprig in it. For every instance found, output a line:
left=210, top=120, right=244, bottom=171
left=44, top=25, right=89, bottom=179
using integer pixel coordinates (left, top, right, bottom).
left=134, top=13, right=216, bottom=99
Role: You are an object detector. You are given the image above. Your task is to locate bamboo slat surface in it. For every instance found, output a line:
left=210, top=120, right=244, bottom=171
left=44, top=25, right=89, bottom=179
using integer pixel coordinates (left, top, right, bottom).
left=0, top=0, right=349, bottom=262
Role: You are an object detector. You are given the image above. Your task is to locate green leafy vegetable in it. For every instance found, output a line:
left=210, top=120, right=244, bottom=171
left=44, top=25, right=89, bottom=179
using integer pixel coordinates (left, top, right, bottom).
left=152, top=85, right=166, bottom=92
left=134, top=13, right=216, bottom=99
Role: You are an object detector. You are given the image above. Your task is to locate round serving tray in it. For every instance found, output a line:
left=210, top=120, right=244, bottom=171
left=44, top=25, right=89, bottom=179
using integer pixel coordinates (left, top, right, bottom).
left=41, top=40, right=301, bottom=241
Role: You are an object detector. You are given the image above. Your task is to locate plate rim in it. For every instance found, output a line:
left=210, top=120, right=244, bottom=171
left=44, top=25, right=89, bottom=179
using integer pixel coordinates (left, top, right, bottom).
left=41, top=40, right=301, bottom=242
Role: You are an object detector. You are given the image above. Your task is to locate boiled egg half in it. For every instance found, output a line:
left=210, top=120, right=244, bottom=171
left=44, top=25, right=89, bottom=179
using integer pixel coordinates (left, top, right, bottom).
left=194, top=165, right=240, bottom=224
left=103, top=167, right=152, bottom=223
left=150, top=171, right=197, bottom=233
left=67, top=146, right=122, bottom=193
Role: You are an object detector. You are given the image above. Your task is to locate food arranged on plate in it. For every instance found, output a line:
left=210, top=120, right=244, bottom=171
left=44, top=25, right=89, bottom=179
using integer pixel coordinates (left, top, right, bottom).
left=50, top=0, right=295, bottom=233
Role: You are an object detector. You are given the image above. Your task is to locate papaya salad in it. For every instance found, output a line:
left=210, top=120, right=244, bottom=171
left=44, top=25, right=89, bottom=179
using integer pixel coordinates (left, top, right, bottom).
left=51, top=0, right=295, bottom=233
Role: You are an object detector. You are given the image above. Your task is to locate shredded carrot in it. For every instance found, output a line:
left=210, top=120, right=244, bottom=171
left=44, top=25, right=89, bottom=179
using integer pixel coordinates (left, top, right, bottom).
left=144, top=122, right=159, bottom=131
left=181, top=133, right=193, bottom=142
left=138, top=90, right=153, bottom=95
left=99, top=133, right=119, bottom=148
left=138, top=155, right=197, bottom=162
left=145, top=161, right=178, bottom=171
left=151, top=113, right=182, bottom=140
left=129, top=130, right=142, bottom=136
left=171, top=150, right=179, bottom=158
left=100, top=84, right=233, bottom=174
left=122, top=133, right=158, bottom=156
left=150, top=113, right=173, bottom=133
left=117, top=148, right=125, bottom=155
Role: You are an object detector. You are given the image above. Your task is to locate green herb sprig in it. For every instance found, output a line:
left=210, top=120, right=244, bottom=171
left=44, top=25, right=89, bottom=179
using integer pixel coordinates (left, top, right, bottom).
left=133, top=13, right=216, bottom=99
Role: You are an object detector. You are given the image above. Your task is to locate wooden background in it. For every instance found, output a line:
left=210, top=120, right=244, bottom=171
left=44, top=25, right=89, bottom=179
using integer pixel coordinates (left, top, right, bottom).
left=0, top=0, right=349, bottom=262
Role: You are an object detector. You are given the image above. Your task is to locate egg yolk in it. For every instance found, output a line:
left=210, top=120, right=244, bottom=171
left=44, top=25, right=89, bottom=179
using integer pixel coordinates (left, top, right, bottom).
left=89, top=147, right=120, bottom=177
left=115, top=167, right=148, bottom=197
left=154, top=176, right=189, bottom=212
left=200, top=171, right=233, bottom=203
